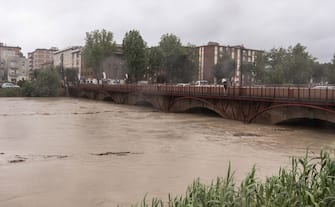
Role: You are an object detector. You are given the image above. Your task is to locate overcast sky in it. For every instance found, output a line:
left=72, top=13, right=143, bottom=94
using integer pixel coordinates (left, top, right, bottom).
left=0, top=0, right=334, bottom=62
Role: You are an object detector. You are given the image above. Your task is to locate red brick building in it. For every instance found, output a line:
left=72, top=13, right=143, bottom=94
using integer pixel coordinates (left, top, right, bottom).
left=197, top=42, right=261, bottom=85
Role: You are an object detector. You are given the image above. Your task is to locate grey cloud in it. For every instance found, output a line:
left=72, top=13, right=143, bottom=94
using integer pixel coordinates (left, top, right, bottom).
left=0, top=0, right=334, bottom=62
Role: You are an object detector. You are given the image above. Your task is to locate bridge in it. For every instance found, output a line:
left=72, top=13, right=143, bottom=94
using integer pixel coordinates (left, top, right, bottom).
left=68, top=84, right=335, bottom=125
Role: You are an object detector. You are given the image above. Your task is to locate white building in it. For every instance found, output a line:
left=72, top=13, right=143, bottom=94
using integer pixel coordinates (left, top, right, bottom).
left=53, top=46, right=82, bottom=76
left=6, top=56, right=29, bottom=82
left=0, top=42, right=28, bottom=82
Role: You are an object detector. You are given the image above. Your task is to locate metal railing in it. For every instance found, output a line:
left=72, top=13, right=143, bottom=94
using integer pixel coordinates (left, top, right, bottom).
left=75, top=84, right=335, bottom=104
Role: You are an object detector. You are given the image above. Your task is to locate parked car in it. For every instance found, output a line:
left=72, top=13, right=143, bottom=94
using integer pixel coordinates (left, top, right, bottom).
left=107, top=79, right=120, bottom=85
left=312, top=85, right=335, bottom=89
left=176, top=83, right=190, bottom=86
left=195, top=80, right=209, bottom=86
left=1, top=82, right=20, bottom=88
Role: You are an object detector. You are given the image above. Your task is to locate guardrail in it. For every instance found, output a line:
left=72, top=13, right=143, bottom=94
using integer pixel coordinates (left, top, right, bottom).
left=75, top=84, right=335, bottom=103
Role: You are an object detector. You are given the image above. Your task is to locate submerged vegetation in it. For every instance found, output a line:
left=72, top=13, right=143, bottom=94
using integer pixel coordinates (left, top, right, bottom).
left=133, top=149, right=335, bottom=207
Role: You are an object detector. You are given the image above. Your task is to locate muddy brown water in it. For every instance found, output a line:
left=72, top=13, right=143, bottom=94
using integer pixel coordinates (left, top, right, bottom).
left=0, top=97, right=334, bottom=207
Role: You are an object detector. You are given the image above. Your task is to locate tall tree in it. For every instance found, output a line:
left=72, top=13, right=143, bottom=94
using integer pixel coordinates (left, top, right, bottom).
left=327, top=55, right=335, bottom=84
left=253, top=51, right=268, bottom=84
left=82, top=29, right=116, bottom=80
left=288, top=43, right=314, bottom=84
left=122, top=30, right=147, bottom=82
left=158, top=33, right=196, bottom=83
left=212, top=53, right=235, bottom=83
left=147, top=46, right=163, bottom=82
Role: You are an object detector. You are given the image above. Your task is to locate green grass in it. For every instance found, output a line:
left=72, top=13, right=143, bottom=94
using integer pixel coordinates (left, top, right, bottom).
left=132, top=149, right=335, bottom=207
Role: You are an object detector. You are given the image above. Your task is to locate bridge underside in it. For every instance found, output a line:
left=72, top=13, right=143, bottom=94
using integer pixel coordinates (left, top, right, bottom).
left=69, top=87, right=335, bottom=125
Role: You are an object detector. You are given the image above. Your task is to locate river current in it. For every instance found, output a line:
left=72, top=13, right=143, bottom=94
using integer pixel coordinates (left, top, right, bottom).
left=0, top=97, right=334, bottom=207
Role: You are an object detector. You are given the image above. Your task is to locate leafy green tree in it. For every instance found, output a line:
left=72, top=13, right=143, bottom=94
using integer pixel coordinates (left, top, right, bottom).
left=122, top=30, right=147, bottom=82
left=327, top=55, right=335, bottom=84
left=312, top=62, right=327, bottom=84
left=288, top=43, right=314, bottom=84
left=147, top=46, right=163, bottom=82
left=158, top=33, right=196, bottom=83
left=253, top=52, right=268, bottom=84
left=266, top=47, right=291, bottom=84
left=241, top=62, right=256, bottom=86
left=82, top=29, right=116, bottom=81
left=65, top=68, right=78, bottom=83
left=212, top=64, right=225, bottom=82
left=22, top=70, right=62, bottom=97
left=212, top=53, right=235, bottom=83
left=264, top=44, right=315, bottom=85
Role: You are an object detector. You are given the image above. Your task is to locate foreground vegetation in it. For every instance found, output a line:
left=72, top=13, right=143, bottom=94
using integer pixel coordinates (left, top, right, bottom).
left=0, top=70, right=64, bottom=97
left=133, top=149, right=335, bottom=207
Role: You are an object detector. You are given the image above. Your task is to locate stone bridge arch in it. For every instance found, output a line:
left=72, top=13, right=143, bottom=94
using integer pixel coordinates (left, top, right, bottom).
left=126, top=92, right=169, bottom=110
left=248, top=104, right=335, bottom=124
left=168, top=97, right=228, bottom=118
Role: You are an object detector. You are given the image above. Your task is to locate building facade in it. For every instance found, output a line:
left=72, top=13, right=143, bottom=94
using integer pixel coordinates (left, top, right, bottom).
left=197, top=42, right=260, bottom=85
left=0, top=42, right=28, bottom=82
left=53, top=46, right=82, bottom=77
left=28, top=47, right=58, bottom=71
left=6, top=56, right=29, bottom=82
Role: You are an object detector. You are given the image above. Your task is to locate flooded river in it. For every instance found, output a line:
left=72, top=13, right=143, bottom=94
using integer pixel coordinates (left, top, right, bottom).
left=0, top=97, right=334, bottom=207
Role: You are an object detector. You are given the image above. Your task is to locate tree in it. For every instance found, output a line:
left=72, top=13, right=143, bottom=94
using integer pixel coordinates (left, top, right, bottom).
left=241, top=62, right=256, bottom=86
left=288, top=43, right=314, bottom=84
left=264, top=44, right=315, bottom=85
left=65, top=68, right=78, bottom=83
left=122, top=30, right=147, bottom=82
left=253, top=51, right=268, bottom=84
left=212, top=53, right=235, bottom=84
left=147, top=46, right=163, bottom=82
left=158, top=34, right=196, bottom=83
left=82, top=29, right=116, bottom=81
left=327, top=55, right=335, bottom=84
left=22, top=70, right=62, bottom=97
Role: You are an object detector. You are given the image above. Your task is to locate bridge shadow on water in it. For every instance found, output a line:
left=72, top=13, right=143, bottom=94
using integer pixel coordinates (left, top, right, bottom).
left=185, top=107, right=221, bottom=117
left=277, top=118, right=335, bottom=133
left=134, top=101, right=154, bottom=108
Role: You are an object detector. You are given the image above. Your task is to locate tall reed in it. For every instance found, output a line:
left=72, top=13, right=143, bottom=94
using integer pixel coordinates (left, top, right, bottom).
left=131, top=149, right=335, bottom=207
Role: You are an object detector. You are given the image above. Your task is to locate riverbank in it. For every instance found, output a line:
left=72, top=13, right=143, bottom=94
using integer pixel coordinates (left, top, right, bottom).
left=135, top=149, right=335, bottom=207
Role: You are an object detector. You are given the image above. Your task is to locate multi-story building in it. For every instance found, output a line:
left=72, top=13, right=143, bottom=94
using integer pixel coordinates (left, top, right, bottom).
left=6, top=56, right=29, bottom=82
left=197, top=42, right=260, bottom=85
left=28, top=47, right=58, bottom=71
left=53, top=46, right=82, bottom=77
left=0, top=42, right=27, bottom=82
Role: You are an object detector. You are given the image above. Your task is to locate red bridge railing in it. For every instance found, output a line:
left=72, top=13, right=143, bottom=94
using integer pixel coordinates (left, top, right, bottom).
left=75, top=84, right=335, bottom=104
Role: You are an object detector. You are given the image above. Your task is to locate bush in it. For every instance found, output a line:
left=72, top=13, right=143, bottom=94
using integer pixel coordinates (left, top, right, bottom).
left=21, top=70, right=63, bottom=97
left=0, top=88, right=22, bottom=97
left=134, top=149, right=335, bottom=207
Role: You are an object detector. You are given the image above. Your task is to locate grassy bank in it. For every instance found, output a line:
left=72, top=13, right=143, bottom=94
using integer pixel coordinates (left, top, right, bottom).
left=134, top=149, right=335, bottom=207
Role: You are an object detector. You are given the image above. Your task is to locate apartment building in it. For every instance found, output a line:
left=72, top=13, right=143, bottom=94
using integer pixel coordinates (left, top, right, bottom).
left=197, top=42, right=260, bottom=85
left=6, top=56, right=29, bottom=82
left=53, top=46, right=82, bottom=76
left=28, top=47, right=58, bottom=71
left=0, top=42, right=28, bottom=82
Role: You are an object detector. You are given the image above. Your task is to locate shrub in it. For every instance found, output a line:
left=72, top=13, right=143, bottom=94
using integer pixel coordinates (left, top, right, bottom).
left=21, top=70, right=63, bottom=97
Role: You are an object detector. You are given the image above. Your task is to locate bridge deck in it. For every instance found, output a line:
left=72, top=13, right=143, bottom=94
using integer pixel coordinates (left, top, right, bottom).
left=73, top=84, right=335, bottom=106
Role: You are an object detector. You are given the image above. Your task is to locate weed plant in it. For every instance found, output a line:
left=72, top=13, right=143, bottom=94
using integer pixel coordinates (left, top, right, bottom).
left=132, top=149, right=335, bottom=207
